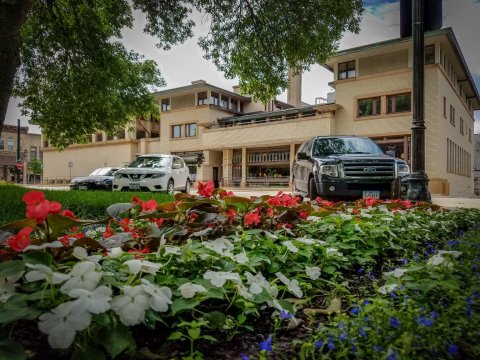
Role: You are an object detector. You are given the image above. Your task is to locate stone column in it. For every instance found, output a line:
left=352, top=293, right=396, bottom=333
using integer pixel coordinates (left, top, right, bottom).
left=222, top=149, right=233, bottom=187
left=241, top=147, right=247, bottom=188
left=289, top=143, right=296, bottom=187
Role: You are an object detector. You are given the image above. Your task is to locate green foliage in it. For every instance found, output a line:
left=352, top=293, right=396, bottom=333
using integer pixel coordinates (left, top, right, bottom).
left=29, top=159, right=42, bottom=176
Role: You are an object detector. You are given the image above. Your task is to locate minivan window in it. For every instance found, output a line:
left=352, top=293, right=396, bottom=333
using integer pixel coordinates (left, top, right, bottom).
left=128, top=156, right=171, bottom=168
left=312, top=138, right=384, bottom=156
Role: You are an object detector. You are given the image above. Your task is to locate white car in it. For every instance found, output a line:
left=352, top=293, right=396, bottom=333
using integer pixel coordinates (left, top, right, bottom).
left=112, top=155, right=191, bottom=193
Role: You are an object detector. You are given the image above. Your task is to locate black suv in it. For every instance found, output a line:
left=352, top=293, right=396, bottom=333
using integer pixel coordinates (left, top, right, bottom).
left=292, top=136, right=410, bottom=200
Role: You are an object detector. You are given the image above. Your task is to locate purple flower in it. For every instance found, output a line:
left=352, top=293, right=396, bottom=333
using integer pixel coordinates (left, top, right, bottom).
left=259, top=336, right=272, bottom=352
left=447, top=240, right=459, bottom=246
left=389, top=317, right=400, bottom=329
left=338, top=321, right=344, bottom=329
left=439, top=300, right=449, bottom=307
left=368, top=272, right=375, bottom=281
left=430, top=311, right=440, bottom=319
left=466, top=296, right=474, bottom=305
left=359, top=327, right=367, bottom=338
left=387, top=349, right=398, bottom=360
left=400, top=258, right=409, bottom=265
left=363, top=299, right=371, bottom=306
left=328, top=336, right=335, bottom=351
left=314, top=340, right=324, bottom=349
left=448, top=344, right=459, bottom=356
left=350, top=306, right=359, bottom=315
left=351, top=345, right=358, bottom=353
left=466, top=306, right=472, bottom=318
left=390, top=291, right=398, bottom=299
left=241, top=354, right=250, bottom=360
left=280, top=309, right=293, bottom=320
left=373, top=345, right=382, bottom=352
left=358, top=267, right=364, bottom=275
left=416, top=316, right=433, bottom=326
left=474, top=291, right=480, bottom=299
left=339, top=332, right=347, bottom=341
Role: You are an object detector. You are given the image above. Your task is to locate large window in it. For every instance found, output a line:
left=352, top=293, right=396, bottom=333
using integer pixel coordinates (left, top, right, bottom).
left=443, top=97, right=447, bottom=117
left=7, top=137, right=14, bottom=151
left=220, top=95, right=228, bottom=108
left=0, top=137, right=3, bottom=150
left=338, top=60, right=356, bottom=80
left=161, top=98, right=171, bottom=112
left=357, top=97, right=381, bottom=117
left=197, top=92, right=208, bottom=105
left=425, top=45, right=435, bottom=65
left=96, top=133, right=103, bottom=142
left=171, top=125, right=182, bottom=139
left=387, top=93, right=411, bottom=114
left=210, top=92, right=219, bottom=106
left=185, top=123, right=197, bottom=137
left=230, top=99, right=238, bottom=112
left=30, top=146, right=37, bottom=160
left=449, top=105, right=455, bottom=126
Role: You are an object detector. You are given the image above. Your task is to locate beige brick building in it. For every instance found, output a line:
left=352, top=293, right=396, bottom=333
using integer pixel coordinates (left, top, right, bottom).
left=42, top=27, right=479, bottom=195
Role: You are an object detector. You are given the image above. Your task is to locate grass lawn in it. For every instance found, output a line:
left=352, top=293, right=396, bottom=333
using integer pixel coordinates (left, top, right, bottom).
left=0, top=184, right=173, bottom=224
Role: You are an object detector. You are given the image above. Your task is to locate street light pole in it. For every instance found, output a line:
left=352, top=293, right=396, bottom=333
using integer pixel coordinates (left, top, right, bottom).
left=16, top=119, right=20, bottom=184
left=401, top=0, right=431, bottom=201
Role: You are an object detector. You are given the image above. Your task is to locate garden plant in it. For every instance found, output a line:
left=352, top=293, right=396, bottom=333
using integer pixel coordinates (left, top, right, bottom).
left=0, top=181, right=479, bottom=359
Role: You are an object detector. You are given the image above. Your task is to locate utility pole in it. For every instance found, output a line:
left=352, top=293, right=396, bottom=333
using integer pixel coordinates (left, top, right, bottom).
left=16, top=119, right=20, bottom=184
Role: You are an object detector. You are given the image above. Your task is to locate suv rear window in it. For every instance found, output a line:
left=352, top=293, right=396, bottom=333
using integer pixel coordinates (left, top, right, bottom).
left=312, top=138, right=384, bottom=156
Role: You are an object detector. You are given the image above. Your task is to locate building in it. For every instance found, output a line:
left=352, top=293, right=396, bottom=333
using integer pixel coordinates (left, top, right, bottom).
left=0, top=124, right=42, bottom=183
left=474, top=134, right=480, bottom=195
left=42, top=27, right=479, bottom=195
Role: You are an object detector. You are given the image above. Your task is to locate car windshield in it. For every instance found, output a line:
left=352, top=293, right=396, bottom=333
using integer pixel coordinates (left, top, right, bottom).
left=312, top=138, right=384, bottom=156
left=89, top=168, right=118, bottom=176
left=127, top=156, right=170, bottom=168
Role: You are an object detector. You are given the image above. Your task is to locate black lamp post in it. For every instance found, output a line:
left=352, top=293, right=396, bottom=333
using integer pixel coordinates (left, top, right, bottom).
left=401, top=0, right=431, bottom=201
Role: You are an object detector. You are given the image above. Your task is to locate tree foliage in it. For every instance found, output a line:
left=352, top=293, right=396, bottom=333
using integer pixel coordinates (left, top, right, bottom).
left=1, top=0, right=364, bottom=148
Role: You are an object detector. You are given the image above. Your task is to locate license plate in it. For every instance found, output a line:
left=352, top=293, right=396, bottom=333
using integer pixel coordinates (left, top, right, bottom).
left=129, top=183, right=140, bottom=190
left=362, top=190, right=380, bottom=199
left=79, top=185, right=88, bottom=190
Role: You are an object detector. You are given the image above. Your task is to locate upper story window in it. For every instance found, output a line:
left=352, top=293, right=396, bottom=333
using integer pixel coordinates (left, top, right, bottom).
left=387, top=93, right=411, bottom=114
left=425, top=45, right=435, bottom=65
left=230, top=98, right=238, bottom=112
left=0, top=137, right=4, bottom=150
left=185, top=123, right=197, bottom=137
left=117, top=130, right=126, bottom=139
left=357, top=97, right=381, bottom=117
left=161, top=98, right=171, bottom=112
left=210, top=92, right=219, bottom=106
left=198, top=91, right=208, bottom=105
left=338, top=60, right=356, bottom=80
left=43, top=140, right=49, bottom=148
left=30, top=146, right=37, bottom=160
left=171, top=125, right=182, bottom=139
left=460, top=117, right=464, bottom=135
left=7, top=137, right=14, bottom=151
left=96, top=133, right=103, bottom=142
left=469, top=128, right=472, bottom=143
left=449, top=105, right=455, bottom=126
left=443, top=97, right=447, bottom=117
left=220, top=95, right=228, bottom=109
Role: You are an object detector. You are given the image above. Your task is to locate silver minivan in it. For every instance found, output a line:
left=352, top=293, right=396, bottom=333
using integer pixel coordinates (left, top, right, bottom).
left=112, top=154, right=191, bottom=194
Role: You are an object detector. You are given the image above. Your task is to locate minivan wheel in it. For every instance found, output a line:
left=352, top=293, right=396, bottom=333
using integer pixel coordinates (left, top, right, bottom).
left=182, top=180, right=190, bottom=193
left=167, top=180, right=175, bottom=195
left=308, top=177, right=319, bottom=200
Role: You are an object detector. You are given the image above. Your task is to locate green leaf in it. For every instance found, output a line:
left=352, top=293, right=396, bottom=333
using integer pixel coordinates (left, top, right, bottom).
left=46, top=214, right=84, bottom=237
left=170, top=298, right=200, bottom=315
left=0, top=260, right=24, bottom=278
left=323, top=266, right=337, bottom=274
left=0, top=337, right=26, bottom=360
left=203, top=311, right=226, bottom=329
left=98, top=324, right=134, bottom=358
left=167, top=331, right=183, bottom=340
left=0, top=305, right=41, bottom=324
left=0, top=218, right=37, bottom=231
left=93, top=313, right=111, bottom=327
left=22, top=252, right=52, bottom=266
left=201, top=335, right=217, bottom=342
left=187, top=328, right=201, bottom=340
left=277, top=299, right=295, bottom=314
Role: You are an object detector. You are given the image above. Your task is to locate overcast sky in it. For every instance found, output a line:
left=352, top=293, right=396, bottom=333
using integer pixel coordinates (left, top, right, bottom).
left=5, top=0, right=480, bottom=134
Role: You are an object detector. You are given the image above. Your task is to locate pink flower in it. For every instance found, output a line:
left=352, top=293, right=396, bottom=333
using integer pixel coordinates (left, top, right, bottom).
left=197, top=180, right=214, bottom=198
left=22, top=191, right=45, bottom=205
left=244, top=211, right=261, bottom=227
left=48, top=201, right=62, bottom=215
left=142, top=199, right=158, bottom=212
left=61, top=210, right=76, bottom=219
left=7, top=227, right=33, bottom=252
left=224, top=209, right=236, bottom=223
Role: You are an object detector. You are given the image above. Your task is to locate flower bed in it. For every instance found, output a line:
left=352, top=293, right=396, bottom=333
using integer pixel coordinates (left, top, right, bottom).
left=0, top=182, right=479, bottom=359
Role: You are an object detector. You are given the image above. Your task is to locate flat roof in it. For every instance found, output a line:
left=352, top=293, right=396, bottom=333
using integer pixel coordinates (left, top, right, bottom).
left=153, top=81, right=252, bottom=102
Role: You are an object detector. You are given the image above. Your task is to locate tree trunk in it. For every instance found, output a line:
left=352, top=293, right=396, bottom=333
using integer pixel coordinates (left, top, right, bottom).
left=0, top=0, right=33, bottom=136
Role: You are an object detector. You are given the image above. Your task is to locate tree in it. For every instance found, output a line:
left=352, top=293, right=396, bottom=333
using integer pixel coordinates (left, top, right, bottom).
left=29, top=158, right=42, bottom=183
left=0, top=0, right=363, bottom=148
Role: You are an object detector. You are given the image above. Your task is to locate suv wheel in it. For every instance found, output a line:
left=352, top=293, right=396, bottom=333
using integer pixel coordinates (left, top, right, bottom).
left=167, top=180, right=175, bottom=195
left=308, top=177, right=319, bottom=200
left=182, top=180, right=190, bottom=193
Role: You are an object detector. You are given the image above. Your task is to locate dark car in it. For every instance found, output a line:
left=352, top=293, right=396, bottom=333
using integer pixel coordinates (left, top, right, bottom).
left=292, top=136, right=410, bottom=200
left=69, top=167, right=120, bottom=191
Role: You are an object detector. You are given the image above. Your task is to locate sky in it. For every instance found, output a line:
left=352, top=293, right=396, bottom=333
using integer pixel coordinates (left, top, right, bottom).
left=5, top=0, right=480, bottom=134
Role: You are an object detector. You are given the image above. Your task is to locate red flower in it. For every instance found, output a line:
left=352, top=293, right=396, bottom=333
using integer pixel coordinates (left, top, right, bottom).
left=103, top=226, right=115, bottom=238
left=128, top=247, right=150, bottom=254
left=197, top=180, right=214, bottom=198
left=132, top=196, right=141, bottom=204
left=188, top=212, right=199, bottom=222
left=58, top=232, right=84, bottom=246
left=142, top=199, right=158, bottom=212
left=299, top=210, right=309, bottom=219
left=22, top=191, right=45, bottom=205
left=244, top=211, right=262, bottom=227
left=224, top=208, right=236, bottom=223
left=61, top=209, right=76, bottom=219
left=48, top=201, right=62, bottom=215
left=26, top=200, right=50, bottom=223
left=7, top=227, right=33, bottom=252
left=219, top=190, right=234, bottom=199
left=118, top=218, right=131, bottom=231
left=155, top=218, right=165, bottom=227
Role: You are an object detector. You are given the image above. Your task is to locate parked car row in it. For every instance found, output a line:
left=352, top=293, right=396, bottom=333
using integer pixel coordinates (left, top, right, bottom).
left=69, top=155, right=191, bottom=194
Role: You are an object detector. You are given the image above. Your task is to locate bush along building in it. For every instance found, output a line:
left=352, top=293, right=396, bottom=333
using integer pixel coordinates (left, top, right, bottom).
left=42, top=27, right=479, bottom=196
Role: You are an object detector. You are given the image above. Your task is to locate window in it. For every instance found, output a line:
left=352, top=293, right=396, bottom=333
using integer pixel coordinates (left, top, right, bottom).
left=357, top=97, right=381, bottom=117
left=185, top=123, right=197, bottom=137
left=460, top=117, right=464, bottom=135
left=96, top=133, right=103, bottom=142
left=197, top=92, right=208, bottom=105
left=136, top=131, right=146, bottom=140
left=230, top=99, right=238, bottom=112
left=106, top=133, right=114, bottom=141
left=117, top=130, right=126, bottom=139
left=43, top=140, right=49, bottom=148
left=443, top=97, right=447, bottom=118
left=425, top=45, right=435, bottom=65
left=0, top=137, right=3, bottom=150
left=30, top=146, right=37, bottom=160
left=221, top=95, right=228, bottom=108
left=338, top=60, right=356, bottom=80
left=449, top=105, right=455, bottom=126
left=173, top=157, right=184, bottom=169
left=171, top=125, right=182, bottom=138
left=469, top=128, right=472, bottom=143
left=387, top=93, right=411, bottom=114
left=210, top=92, right=219, bottom=106
left=7, top=137, right=14, bottom=151
left=161, top=98, right=170, bottom=111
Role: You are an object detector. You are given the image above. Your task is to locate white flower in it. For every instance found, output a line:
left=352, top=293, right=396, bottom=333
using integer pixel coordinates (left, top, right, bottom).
left=245, top=272, right=270, bottom=294
left=383, top=268, right=408, bottom=278
left=438, top=250, right=462, bottom=258
left=163, top=246, right=182, bottom=256
left=326, top=248, right=339, bottom=254
left=305, top=266, right=321, bottom=280
left=275, top=272, right=303, bottom=298
left=85, top=230, right=98, bottom=238
left=282, top=241, right=298, bottom=253
left=111, top=285, right=149, bottom=326
left=339, top=213, right=353, bottom=221
left=72, top=247, right=102, bottom=264
left=38, top=300, right=91, bottom=349
left=60, top=262, right=102, bottom=293
left=24, top=241, right=64, bottom=251
left=107, top=247, right=125, bottom=258
left=68, top=286, right=112, bottom=314
left=203, top=271, right=241, bottom=287
left=141, top=279, right=172, bottom=312
left=123, top=259, right=161, bottom=275
left=427, top=254, right=445, bottom=266
left=203, top=237, right=234, bottom=256
left=178, top=282, right=208, bottom=299
left=232, top=252, right=249, bottom=264
left=0, top=272, right=23, bottom=302
left=25, top=264, right=70, bottom=285
left=378, top=283, right=398, bottom=294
